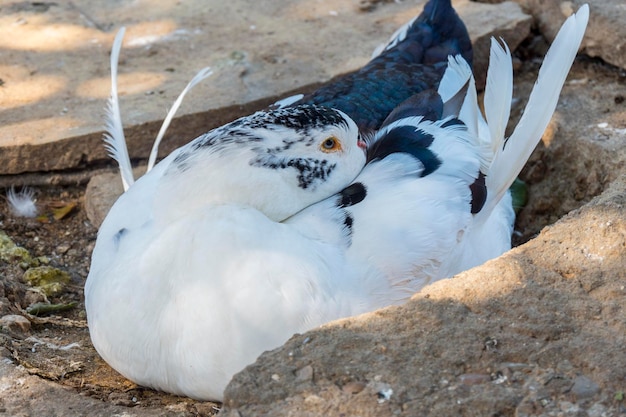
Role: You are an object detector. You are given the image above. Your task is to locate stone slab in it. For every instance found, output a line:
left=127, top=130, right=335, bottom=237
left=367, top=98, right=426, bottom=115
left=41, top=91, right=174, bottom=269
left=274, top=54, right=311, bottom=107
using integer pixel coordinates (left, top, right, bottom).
left=518, top=0, right=626, bottom=70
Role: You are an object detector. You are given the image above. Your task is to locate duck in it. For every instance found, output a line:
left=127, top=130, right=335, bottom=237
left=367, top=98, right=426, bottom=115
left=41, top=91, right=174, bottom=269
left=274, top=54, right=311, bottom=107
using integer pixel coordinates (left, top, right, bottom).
left=84, top=0, right=588, bottom=402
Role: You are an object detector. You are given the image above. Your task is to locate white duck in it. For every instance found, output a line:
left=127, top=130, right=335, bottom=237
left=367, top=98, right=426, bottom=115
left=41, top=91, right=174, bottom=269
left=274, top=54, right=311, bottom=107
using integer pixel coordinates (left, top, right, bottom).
left=85, top=4, right=588, bottom=402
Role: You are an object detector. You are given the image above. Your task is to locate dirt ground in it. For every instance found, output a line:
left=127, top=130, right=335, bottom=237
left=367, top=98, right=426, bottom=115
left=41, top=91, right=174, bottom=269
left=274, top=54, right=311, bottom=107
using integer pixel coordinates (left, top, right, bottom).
left=1, top=3, right=625, bottom=417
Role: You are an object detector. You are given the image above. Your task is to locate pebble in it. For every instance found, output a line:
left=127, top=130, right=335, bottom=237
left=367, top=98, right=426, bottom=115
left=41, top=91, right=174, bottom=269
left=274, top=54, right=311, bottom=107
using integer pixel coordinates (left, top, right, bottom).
left=0, top=315, right=31, bottom=334
left=587, top=403, right=608, bottom=417
left=295, top=365, right=313, bottom=382
left=107, top=392, right=137, bottom=407
left=304, top=394, right=325, bottom=405
left=571, top=375, right=600, bottom=399
left=377, top=387, right=393, bottom=404
left=56, top=244, right=70, bottom=254
left=559, top=400, right=580, bottom=413
left=342, top=381, right=366, bottom=395
left=458, top=373, right=491, bottom=385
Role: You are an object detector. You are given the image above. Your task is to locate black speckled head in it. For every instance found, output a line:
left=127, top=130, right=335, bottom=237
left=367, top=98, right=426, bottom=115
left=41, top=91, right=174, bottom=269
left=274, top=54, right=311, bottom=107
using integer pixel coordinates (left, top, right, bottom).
left=160, top=105, right=366, bottom=222
left=173, top=105, right=355, bottom=169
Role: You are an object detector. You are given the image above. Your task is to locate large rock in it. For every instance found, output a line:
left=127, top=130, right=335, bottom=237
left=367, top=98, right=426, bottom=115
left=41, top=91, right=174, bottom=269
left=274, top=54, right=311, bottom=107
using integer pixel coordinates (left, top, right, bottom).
left=518, top=0, right=626, bottom=70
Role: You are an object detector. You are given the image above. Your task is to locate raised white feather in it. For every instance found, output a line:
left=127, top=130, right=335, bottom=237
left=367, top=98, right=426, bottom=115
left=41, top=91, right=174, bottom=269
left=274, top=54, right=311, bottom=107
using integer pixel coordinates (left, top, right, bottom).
left=103, top=28, right=134, bottom=191
left=439, top=5, right=588, bottom=224
left=146, top=67, right=213, bottom=172
left=104, top=28, right=213, bottom=187
left=438, top=54, right=489, bottom=157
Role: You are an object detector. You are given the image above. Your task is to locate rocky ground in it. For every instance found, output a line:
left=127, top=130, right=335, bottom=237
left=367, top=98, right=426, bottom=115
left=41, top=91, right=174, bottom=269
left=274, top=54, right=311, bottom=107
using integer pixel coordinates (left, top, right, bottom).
left=0, top=0, right=625, bottom=416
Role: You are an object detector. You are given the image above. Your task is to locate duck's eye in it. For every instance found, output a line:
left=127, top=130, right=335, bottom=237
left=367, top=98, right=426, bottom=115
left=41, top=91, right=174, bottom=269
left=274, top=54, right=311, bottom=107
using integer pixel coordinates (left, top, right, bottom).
left=320, top=137, right=342, bottom=153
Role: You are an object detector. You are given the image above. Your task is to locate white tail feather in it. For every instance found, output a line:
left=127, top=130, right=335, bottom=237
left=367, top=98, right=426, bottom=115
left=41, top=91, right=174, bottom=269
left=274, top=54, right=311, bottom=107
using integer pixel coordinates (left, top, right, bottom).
left=146, top=67, right=213, bottom=172
left=439, top=55, right=489, bottom=169
left=483, top=38, right=512, bottom=155
left=481, top=4, right=589, bottom=219
left=438, top=55, right=472, bottom=103
left=103, top=27, right=134, bottom=192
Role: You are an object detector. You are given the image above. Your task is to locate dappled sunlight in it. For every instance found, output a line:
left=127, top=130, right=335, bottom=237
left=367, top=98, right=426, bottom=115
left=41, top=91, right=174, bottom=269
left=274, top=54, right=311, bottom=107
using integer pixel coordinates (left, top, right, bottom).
left=0, top=14, right=103, bottom=52
left=122, top=20, right=179, bottom=47
left=0, top=8, right=178, bottom=149
left=0, top=9, right=179, bottom=52
left=76, top=72, right=168, bottom=99
left=0, top=66, right=66, bottom=109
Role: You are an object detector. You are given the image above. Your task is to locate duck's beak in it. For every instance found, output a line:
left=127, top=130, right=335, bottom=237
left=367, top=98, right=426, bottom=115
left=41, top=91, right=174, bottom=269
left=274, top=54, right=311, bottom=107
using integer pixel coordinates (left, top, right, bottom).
left=357, top=138, right=368, bottom=151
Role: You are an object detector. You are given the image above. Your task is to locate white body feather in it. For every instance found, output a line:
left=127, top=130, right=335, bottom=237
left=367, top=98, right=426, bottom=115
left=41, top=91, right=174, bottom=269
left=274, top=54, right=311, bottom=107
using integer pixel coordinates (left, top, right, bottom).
left=6, top=187, right=38, bottom=218
left=89, top=199, right=381, bottom=400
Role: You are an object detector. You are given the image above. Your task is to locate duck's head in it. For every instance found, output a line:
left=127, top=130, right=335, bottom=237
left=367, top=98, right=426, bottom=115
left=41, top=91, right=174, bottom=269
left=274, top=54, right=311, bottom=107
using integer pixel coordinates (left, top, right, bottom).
left=154, top=104, right=367, bottom=222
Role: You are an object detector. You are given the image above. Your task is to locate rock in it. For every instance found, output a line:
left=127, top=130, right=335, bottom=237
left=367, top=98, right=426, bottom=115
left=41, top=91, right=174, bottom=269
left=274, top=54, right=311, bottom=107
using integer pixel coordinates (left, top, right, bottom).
left=571, top=375, right=601, bottom=400
left=295, top=365, right=314, bottom=382
left=587, top=403, right=609, bottom=417
left=0, top=314, right=31, bottom=335
left=342, top=381, right=367, bottom=394
left=84, top=171, right=128, bottom=228
left=22, top=266, right=71, bottom=297
left=84, top=165, right=152, bottom=227
left=518, top=0, right=626, bottom=70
